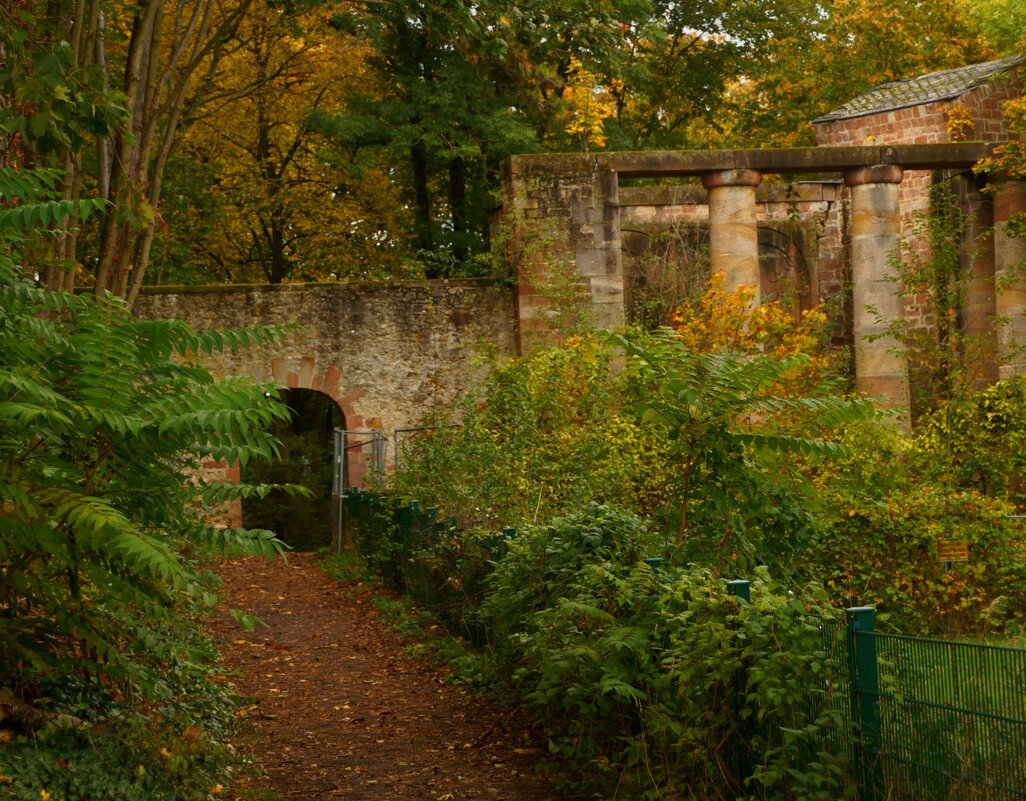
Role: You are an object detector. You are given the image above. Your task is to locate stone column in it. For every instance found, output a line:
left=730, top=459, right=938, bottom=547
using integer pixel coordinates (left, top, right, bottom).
left=701, top=169, right=762, bottom=300
left=994, top=180, right=1026, bottom=379
left=959, top=178, right=997, bottom=387
left=573, top=165, right=625, bottom=333
left=845, top=164, right=910, bottom=412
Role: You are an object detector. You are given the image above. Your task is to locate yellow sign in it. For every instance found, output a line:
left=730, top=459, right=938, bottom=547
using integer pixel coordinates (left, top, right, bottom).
left=936, top=539, right=969, bottom=562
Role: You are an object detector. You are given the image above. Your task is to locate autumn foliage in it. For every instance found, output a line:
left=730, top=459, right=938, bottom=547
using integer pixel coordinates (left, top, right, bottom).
left=670, top=272, right=838, bottom=393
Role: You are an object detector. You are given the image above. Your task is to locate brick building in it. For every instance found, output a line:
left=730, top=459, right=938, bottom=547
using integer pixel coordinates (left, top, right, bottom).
left=814, top=56, right=1025, bottom=394
left=814, top=56, right=1024, bottom=150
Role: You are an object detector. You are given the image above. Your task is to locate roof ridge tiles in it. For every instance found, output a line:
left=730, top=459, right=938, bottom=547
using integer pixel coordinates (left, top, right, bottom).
left=814, top=55, right=1025, bottom=124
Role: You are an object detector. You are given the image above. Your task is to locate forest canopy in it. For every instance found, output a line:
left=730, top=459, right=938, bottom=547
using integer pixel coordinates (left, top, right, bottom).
left=0, top=0, right=1018, bottom=294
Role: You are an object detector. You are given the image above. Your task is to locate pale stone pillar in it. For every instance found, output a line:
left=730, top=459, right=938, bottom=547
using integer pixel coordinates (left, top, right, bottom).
left=702, top=169, right=762, bottom=300
left=994, top=180, right=1026, bottom=379
left=960, top=179, right=998, bottom=387
left=845, top=164, right=910, bottom=412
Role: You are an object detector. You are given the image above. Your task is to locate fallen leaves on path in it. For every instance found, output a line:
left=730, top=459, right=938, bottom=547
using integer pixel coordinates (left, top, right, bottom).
left=207, top=554, right=554, bottom=801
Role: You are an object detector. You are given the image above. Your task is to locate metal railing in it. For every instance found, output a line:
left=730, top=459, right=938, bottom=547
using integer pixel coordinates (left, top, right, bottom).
left=860, top=628, right=1026, bottom=801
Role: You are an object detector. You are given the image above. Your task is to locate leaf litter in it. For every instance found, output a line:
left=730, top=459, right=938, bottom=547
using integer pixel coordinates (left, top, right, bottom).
left=208, top=553, right=554, bottom=800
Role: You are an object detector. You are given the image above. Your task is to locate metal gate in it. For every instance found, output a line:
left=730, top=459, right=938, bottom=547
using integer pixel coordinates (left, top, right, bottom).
left=331, top=428, right=387, bottom=551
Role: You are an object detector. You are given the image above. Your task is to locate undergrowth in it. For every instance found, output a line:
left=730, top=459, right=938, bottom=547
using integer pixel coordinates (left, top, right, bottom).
left=0, top=169, right=294, bottom=799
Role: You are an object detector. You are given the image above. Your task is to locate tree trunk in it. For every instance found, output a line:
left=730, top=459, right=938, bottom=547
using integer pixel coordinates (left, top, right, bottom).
left=93, top=0, right=253, bottom=305
left=411, top=139, right=433, bottom=254
left=448, top=154, right=467, bottom=266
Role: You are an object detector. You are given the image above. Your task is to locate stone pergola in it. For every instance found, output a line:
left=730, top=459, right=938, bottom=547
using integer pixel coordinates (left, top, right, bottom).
left=500, top=143, right=1026, bottom=411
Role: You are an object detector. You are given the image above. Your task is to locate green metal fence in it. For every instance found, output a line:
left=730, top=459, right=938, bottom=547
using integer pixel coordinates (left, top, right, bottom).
left=341, top=489, right=503, bottom=645
left=855, top=626, right=1026, bottom=801
left=340, top=490, right=1026, bottom=801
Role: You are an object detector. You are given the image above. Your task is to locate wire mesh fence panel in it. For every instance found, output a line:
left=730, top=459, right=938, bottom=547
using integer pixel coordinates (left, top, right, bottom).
left=746, top=614, right=859, bottom=801
left=862, top=631, right=1026, bottom=801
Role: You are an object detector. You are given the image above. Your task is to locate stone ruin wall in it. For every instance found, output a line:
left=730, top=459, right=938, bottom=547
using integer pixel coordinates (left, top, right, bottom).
left=618, top=182, right=848, bottom=338
left=500, top=154, right=623, bottom=352
left=500, top=138, right=1026, bottom=417
left=814, top=75, right=1024, bottom=388
left=610, top=76, right=1023, bottom=363
left=134, top=281, right=517, bottom=508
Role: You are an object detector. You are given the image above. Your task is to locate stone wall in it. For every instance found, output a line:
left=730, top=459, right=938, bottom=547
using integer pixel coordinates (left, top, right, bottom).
left=134, top=280, right=518, bottom=486
left=500, top=155, right=623, bottom=352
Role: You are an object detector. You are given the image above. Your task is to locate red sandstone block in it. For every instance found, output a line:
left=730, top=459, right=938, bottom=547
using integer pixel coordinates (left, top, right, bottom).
left=270, top=356, right=287, bottom=384
left=226, top=501, right=242, bottom=529
left=321, top=366, right=341, bottom=398
left=299, top=356, right=315, bottom=387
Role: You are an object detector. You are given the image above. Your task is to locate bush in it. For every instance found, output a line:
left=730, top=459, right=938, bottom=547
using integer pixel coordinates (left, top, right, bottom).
left=482, top=504, right=849, bottom=801
left=914, top=376, right=1026, bottom=505
left=810, top=420, right=1026, bottom=636
left=0, top=168, right=295, bottom=797
left=393, top=330, right=874, bottom=577
left=0, top=623, right=238, bottom=800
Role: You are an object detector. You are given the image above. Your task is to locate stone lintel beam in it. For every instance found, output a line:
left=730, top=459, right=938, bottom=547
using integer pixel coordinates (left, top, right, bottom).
left=994, top=180, right=1026, bottom=379
left=702, top=168, right=762, bottom=299
left=618, top=180, right=840, bottom=209
left=845, top=164, right=909, bottom=415
left=585, top=143, right=994, bottom=179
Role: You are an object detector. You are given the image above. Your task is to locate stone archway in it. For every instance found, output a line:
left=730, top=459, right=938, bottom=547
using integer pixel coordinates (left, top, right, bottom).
left=241, top=387, right=345, bottom=550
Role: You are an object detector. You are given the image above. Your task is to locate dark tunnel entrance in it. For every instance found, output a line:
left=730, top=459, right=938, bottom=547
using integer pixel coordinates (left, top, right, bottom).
left=242, top=388, right=345, bottom=551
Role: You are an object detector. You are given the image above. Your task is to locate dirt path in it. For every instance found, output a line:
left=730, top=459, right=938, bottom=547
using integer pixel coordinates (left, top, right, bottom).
left=207, top=553, right=554, bottom=801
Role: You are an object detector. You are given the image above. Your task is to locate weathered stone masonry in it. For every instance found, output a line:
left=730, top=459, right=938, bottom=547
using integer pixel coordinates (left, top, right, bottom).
left=500, top=143, right=1026, bottom=411
left=134, top=280, right=518, bottom=491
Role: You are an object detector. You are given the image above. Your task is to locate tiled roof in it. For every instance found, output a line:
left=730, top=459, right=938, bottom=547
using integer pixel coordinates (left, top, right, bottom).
left=814, top=56, right=1025, bottom=123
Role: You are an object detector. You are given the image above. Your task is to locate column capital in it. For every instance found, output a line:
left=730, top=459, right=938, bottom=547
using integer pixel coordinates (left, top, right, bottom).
left=701, top=168, right=762, bottom=190
left=992, top=179, right=1026, bottom=224
left=844, top=164, right=903, bottom=187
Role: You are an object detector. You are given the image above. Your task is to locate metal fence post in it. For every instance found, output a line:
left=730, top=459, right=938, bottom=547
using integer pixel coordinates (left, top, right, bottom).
left=846, top=606, right=882, bottom=801
left=727, top=579, right=752, bottom=794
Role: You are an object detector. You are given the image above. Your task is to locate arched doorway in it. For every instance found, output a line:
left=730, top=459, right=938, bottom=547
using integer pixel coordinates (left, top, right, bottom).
left=242, top=388, right=345, bottom=550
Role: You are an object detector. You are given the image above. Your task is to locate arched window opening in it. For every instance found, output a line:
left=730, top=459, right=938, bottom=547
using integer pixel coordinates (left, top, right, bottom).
left=242, top=388, right=344, bottom=551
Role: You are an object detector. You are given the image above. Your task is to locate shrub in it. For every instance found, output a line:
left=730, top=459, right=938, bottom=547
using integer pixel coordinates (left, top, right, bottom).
left=810, top=420, right=1026, bottom=636
left=482, top=503, right=849, bottom=801
left=390, top=335, right=676, bottom=529
left=0, top=167, right=295, bottom=797
left=914, top=376, right=1026, bottom=505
